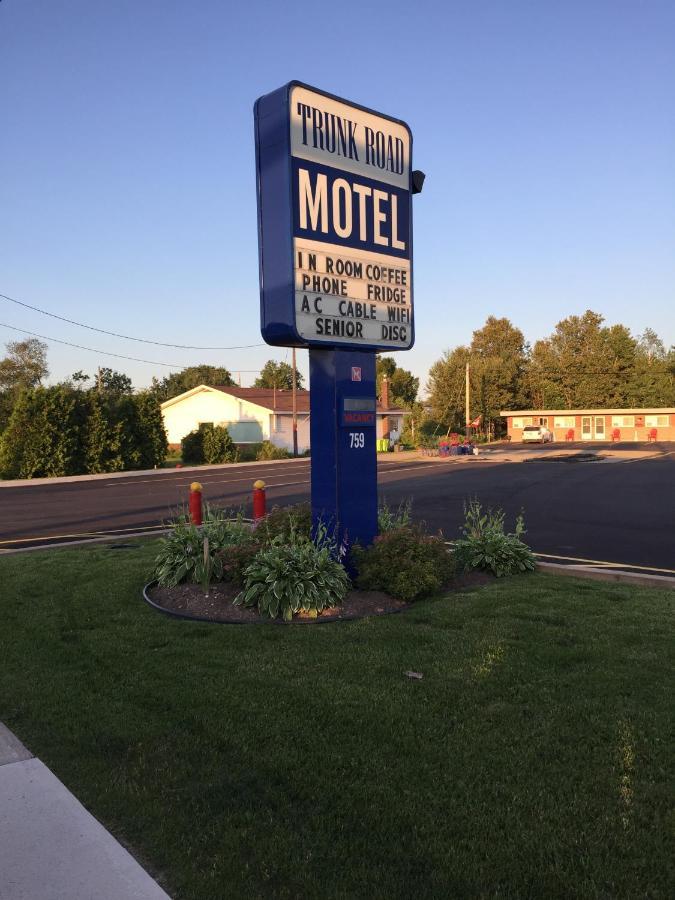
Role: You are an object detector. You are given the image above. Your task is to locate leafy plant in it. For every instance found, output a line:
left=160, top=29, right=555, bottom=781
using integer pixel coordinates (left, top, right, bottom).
left=254, top=503, right=312, bottom=546
left=234, top=542, right=350, bottom=621
left=181, top=424, right=236, bottom=465
left=452, top=499, right=536, bottom=577
left=219, top=541, right=263, bottom=587
left=256, top=440, right=290, bottom=460
left=353, top=525, right=454, bottom=602
left=203, top=425, right=236, bottom=464
left=153, top=506, right=255, bottom=587
left=378, top=497, right=412, bottom=533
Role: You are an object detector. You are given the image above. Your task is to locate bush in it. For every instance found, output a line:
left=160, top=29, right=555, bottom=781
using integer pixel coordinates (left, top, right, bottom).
left=153, top=507, right=254, bottom=587
left=219, top=541, right=263, bottom=586
left=255, top=503, right=312, bottom=545
left=181, top=424, right=236, bottom=465
left=203, top=425, right=236, bottom=464
left=234, top=541, right=350, bottom=621
left=352, top=526, right=454, bottom=602
left=452, top=499, right=536, bottom=577
left=235, top=443, right=262, bottom=462
left=181, top=429, right=205, bottom=465
left=256, top=440, right=290, bottom=460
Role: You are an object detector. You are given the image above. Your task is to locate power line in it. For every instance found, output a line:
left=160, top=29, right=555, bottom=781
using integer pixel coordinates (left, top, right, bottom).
left=0, top=291, right=264, bottom=350
left=0, top=320, right=202, bottom=368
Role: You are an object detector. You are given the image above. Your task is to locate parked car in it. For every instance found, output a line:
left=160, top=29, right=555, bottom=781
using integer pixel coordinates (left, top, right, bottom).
left=522, top=425, right=554, bottom=443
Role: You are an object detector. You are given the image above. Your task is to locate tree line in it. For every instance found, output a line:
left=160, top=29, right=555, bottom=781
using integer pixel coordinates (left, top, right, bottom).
left=426, top=311, right=674, bottom=437
left=1, top=309, right=671, bottom=476
left=0, top=341, right=166, bottom=478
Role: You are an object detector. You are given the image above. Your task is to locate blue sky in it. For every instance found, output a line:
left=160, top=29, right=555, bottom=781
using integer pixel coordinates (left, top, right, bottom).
left=1, top=0, right=673, bottom=392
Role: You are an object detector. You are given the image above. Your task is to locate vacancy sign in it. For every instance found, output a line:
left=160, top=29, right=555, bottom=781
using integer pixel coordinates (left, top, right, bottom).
left=255, top=82, right=414, bottom=351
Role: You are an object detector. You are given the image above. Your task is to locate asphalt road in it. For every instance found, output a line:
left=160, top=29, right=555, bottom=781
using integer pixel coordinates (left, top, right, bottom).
left=1, top=447, right=674, bottom=570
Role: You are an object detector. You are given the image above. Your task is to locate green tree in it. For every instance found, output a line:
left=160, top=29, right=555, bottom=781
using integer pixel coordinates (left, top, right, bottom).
left=150, top=365, right=235, bottom=402
left=426, top=317, right=528, bottom=436
left=0, top=338, right=49, bottom=431
left=0, top=386, right=86, bottom=479
left=426, top=345, right=471, bottom=433
left=526, top=312, right=674, bottom=408
left=254, top=360, right=304, bottom=391
left=84, top=394, right=125, bottom=473
left=133, top=392, right=169, bottom=469
left=376, top=357, right=419, bottom=407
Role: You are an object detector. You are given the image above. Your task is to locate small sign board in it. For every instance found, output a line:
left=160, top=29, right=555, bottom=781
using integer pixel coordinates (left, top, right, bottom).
left=351, top=366, right=361, bottom=382
left=341, top=397, right=376, bottom=427
left=255, top=82, right=414, bottom=351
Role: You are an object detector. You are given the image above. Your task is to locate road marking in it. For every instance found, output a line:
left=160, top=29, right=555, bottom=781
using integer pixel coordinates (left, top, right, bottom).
left=531, top=552, right=675, bottom=576
left=0, top=523, right=169, bottom=546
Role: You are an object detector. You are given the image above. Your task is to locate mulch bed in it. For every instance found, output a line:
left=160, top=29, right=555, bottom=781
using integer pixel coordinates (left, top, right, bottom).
left=145, top=571, right=494, bottom=625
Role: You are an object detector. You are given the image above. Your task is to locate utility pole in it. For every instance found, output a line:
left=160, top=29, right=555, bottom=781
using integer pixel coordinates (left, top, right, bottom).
left=292, top=347, right=298, bottom=457
left=465, top=361, right=470, bottom=443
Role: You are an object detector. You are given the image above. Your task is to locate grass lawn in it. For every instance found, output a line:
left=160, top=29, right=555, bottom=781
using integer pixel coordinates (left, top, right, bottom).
left=1, top=543, right=672, bottom=899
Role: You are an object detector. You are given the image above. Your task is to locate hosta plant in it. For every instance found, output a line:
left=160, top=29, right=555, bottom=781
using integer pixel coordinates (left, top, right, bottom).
left=153, top=506, right=255, bottom=587
left=452, top=499, right=536, bottom=577
left=234, top=541, right=350, bottom=621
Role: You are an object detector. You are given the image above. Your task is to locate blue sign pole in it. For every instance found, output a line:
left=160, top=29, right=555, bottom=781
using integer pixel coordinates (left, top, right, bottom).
left=254, top=81, right=419, bottom=554
left=309, top=348, right=377, bottom=551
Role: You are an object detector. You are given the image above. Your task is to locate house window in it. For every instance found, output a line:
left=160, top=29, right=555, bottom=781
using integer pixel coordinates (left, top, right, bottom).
left=273, top=415, right=283, bottom=432
left=611, top=416, right=634, bottom=428
left=554, top=416, right=575, bottom=428
left=198, top=421, right=214, bottom=429
left=645, top=415, right=668, bottom=428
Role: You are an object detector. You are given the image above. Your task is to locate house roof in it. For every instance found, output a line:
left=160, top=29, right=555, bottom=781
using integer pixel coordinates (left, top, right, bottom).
left=214, top=386, right=405, bottom=414
left=500, top=408, right=675, bottom=416
left=161, top=384, right=405, bottom=415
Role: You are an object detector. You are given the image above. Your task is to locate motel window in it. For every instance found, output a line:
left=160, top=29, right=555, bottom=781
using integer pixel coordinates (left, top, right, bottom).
left=645, top=415, right=668, bottom=428
left=611, top=416, right=634, bottom=428
left=512, top=417, right=532, bottom=429
left=554, top=416, right=575, bottom=428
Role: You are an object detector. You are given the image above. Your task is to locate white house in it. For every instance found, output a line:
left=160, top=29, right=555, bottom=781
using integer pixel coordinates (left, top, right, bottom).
left=161, top=384, right=406, bottom=453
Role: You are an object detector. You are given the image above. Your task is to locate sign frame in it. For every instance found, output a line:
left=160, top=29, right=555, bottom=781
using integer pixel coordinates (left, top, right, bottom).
left=254, top=80, right=415, bottom=353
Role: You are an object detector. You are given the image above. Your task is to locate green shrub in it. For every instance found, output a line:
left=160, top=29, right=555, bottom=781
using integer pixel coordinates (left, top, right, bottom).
left=180, top=429, right=205, bottom=465
left=235, top=443, right=262, bottom=462
left=153, top=507, right=254, bottom=587
left=181, top=424, right=237, bottom=465
left=352, top=526, right=454, bottom=602
left=378, top=497, right=412, bottom=533
left=452, top=499, right=536, bottom=577
left=256, top=440, right=290, bottom=460
left=234, top=541, right=350, bottom=621
left=203, top=425, right=236, bottom=464
left=219, top=541, right=264, bottom=586
left=255, top=503, right=312, bottom=545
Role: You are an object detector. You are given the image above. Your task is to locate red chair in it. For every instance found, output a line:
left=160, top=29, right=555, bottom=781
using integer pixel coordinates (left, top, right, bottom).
left=647, top=428, right=657, bottom=442
left=611, top=428, right=620, bottom=442
left=565, top=429, right=575, bottom=442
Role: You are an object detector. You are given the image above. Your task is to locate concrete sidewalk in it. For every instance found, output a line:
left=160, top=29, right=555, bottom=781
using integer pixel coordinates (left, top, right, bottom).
left=0, top=723, right=170, bottom=899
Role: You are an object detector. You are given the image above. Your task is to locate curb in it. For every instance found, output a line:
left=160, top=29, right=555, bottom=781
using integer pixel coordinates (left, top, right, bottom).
left=537, top=561, right=675, bottom=590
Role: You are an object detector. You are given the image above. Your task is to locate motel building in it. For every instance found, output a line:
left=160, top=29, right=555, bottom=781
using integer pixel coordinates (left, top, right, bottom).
left=500, top=408, right=675, bottom=443
left=161, top=384, right=406, bottom=454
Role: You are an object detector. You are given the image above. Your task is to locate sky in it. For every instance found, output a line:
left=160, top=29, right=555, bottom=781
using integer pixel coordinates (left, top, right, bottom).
left=1, top=0, right=674, bottom=393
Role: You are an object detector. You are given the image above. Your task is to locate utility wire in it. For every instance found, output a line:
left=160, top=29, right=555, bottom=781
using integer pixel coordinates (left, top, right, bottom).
left=0, top=291, right=264, bottom=350
left=0, top=321, right=207, bottom=368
